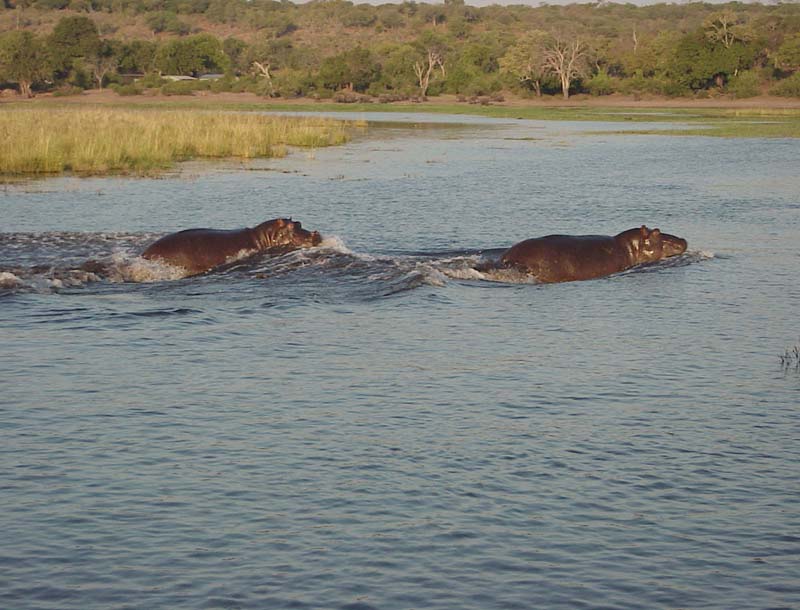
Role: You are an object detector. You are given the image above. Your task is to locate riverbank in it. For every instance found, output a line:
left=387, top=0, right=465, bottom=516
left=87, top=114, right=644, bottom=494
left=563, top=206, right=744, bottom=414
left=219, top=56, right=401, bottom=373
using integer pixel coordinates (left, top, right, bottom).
left=9, top=89, right=800, bottom=138
left=0, top=107, right=358, bottom=180
left=6, top=89, right=800, bottom=110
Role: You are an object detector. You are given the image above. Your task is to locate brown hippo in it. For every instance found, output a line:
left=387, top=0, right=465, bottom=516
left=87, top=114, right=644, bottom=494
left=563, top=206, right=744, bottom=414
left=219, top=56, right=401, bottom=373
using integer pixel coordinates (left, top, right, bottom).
left=142, top=218, right=322, bottom=275
left=499, top=225, right=687, bottom=283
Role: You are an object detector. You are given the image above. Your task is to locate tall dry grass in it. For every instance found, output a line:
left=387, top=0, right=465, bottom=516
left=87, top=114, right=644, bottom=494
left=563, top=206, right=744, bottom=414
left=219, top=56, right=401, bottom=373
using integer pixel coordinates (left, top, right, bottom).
left=0, top=107, right=356, bottom=177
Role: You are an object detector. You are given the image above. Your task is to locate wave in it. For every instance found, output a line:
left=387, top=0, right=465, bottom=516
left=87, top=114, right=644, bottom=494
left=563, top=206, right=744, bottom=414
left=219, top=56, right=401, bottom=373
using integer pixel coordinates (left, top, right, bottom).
left=0, top=230, right=714, bottom=296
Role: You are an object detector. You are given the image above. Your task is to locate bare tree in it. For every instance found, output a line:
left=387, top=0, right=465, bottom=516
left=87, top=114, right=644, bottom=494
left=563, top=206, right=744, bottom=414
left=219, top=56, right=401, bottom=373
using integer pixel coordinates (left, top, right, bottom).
left=246, top=39, right=280, bottom=96
left=703, top=11, right=744, bottom=49
left=89, top=54, right=118, bottom=89
left=413, top=49, right=444, bottom=98
left=252, top=59, right=274, bottom=95
left=542, top=34, right=590, bottom=100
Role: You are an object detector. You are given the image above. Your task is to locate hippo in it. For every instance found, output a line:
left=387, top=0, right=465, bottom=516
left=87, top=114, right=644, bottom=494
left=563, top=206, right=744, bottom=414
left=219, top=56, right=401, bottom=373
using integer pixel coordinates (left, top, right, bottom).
left=142, top=218, right=322, bottom=275
left=498, top=225, right=687, bottom=283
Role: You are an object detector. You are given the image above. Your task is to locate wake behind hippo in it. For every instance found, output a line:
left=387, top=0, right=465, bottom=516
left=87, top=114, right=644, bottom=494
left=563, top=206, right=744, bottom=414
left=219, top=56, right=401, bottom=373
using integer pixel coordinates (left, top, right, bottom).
left=497, top=225, right=687, bottom=283
left=142, top=218, right=322, bottom=275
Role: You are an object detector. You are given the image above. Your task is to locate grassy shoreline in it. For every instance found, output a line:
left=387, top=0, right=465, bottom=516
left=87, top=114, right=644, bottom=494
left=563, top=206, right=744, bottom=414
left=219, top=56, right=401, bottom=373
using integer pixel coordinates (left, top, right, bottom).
left=2, top=97, right=797, bottom=180
left=0, top=107, right=359, bottom=180
left=16, top=91, right=800, bottom=138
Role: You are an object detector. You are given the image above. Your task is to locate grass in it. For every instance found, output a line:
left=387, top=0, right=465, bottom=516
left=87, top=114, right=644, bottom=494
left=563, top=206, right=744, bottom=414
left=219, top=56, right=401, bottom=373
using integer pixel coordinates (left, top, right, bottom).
left=294, top=103, right=800, bottom=138
left=70, top=99, right=800, bottom=138
left=0, top=107, right=359, bottom=179
left=2, top=101, right=797, bottom=181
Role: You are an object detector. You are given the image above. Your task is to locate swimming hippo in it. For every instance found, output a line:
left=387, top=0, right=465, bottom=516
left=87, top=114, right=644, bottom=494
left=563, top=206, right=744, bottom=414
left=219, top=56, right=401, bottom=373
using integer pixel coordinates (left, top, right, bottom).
left=142, top=218, right=322, bottom=275
left=499, top=225, right=687, bottom=283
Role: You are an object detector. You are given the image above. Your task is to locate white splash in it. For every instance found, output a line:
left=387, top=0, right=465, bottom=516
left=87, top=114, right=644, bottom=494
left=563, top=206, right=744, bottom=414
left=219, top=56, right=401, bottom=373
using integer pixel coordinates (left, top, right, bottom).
left=0, top=271, right=22, bottom=289
left=318, top=235, right=356, bottom=256
left=110, top=251, right=191, bottom=283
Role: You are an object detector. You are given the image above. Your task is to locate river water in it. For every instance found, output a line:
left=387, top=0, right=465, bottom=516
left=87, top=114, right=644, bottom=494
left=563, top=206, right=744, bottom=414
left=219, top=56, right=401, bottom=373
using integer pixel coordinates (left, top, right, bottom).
left=1, top=113, right=798, bottom=610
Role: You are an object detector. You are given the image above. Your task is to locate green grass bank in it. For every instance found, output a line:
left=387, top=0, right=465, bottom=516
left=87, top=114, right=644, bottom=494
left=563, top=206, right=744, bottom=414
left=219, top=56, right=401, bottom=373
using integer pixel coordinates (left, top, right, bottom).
left=0, top=107, right=358, bottom=179
left=46, top=97, right=800, bottom=138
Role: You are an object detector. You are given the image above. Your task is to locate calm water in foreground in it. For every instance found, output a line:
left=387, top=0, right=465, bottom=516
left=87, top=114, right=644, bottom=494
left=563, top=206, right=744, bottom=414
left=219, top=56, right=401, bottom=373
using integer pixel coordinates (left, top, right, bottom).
left=1, top=113, right=799, bottom=610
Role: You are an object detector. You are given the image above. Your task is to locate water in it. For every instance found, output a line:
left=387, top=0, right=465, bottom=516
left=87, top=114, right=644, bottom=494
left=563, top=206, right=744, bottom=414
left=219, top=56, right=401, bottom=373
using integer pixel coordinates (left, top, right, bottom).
left=2, top=114, right=799, bottom=610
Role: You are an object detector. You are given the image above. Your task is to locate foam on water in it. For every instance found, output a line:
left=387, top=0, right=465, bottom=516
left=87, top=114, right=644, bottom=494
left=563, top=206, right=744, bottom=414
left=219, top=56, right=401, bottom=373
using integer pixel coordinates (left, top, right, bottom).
left=0, top=228, right=714, bottom=296
left=111, top=252, right=192, bottom=283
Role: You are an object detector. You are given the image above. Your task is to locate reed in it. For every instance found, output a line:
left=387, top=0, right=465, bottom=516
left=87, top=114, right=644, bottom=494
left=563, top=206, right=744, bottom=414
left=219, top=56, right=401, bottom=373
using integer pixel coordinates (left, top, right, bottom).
left=0, top=107, right=356, bottom=178
left=780, top=343, right=800, bottom=373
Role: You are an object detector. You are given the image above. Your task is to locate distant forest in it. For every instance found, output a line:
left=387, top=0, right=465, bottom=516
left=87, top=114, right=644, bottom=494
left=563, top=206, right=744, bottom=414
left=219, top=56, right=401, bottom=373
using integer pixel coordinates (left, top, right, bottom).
left=1, top=0, right=799, bottom=99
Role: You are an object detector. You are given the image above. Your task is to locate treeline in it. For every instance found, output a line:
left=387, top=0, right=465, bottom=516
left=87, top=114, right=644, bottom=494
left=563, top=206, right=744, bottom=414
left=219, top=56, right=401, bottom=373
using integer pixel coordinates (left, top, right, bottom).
left=1, top=1, right=800, bottom=100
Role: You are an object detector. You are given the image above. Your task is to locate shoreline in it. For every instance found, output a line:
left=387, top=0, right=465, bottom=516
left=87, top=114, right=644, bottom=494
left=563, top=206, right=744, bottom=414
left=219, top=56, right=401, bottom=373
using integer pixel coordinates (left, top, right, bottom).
left=6, top=89, right=800, bottom=111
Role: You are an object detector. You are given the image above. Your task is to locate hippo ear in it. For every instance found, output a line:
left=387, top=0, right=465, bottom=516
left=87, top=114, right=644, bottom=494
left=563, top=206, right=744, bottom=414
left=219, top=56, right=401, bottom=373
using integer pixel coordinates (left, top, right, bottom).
left=650, top=228, right=661, bottom=238
left=640, top=225, right=648, bottom=238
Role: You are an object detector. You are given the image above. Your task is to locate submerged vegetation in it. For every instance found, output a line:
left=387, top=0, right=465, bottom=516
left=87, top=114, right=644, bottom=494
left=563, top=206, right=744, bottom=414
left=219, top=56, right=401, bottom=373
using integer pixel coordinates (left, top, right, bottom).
left=0, top=107, right=356, bottom=178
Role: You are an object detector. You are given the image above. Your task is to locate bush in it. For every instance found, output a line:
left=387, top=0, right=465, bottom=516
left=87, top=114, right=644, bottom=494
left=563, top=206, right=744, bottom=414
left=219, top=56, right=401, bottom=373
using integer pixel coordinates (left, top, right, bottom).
left=333, top=90, right=372, bottom=103
left=272, top=69, right=316, bottom=98
left=160, top=80, right=209, bottom=96
left=727, top=70, right=761, bottom=99
left=770, top=73, right=800, bottom=98
left=244, top=78, right=275, bottom=97
left=52, top=85, right=84, bottom=97
left=110, top=83, right=142, bottom=96
left=209, top=76, right=237, bottom=93
left=585, top=70, right=616, bottom=96
left=662, top=80, right=692, bottom=98
left=137, top=73, right=167, bottom=88
left=377, top=92, right=411, bottom=103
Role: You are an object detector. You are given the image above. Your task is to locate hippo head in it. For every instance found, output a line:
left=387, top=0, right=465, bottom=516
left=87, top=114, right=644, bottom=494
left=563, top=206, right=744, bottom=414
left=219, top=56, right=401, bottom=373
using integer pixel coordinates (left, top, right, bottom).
left=622, top=225, right=688, bottom=264
left=254, top=218, right=322, bottom=250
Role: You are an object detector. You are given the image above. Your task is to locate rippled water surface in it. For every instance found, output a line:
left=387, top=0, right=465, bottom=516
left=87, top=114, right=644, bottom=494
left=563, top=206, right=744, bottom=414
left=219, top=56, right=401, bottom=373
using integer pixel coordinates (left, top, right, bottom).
left=2, top=114, right=799, bottom=610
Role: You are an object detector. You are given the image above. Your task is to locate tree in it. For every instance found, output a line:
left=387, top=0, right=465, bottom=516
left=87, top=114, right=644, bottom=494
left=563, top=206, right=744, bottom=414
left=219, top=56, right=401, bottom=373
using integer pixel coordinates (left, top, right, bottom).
left=48, top=15, right=101, bottom=66
left=145, top=11, right=190, bottom=35
left=412, top=31, right=448, bottom=97
left=14, top=0, right=32, bottom=30
left=413, top=48, right=444, bottom=97
left=669, top=30, right=759, bottom=90
left=248, top=40, right=275, bottom=96
left=774, top=33, right=800, bottom=73
left=223, top=37, right=248, bottom=75
left=703, top=11, right=751, bottom=50
left=500, top=30, right=548, bottom=96
left=117, top=40, right=157, bottom=74
left=318, top=47, right=379, bottom=92
left=371, top=43, right=417, bottom=92
left=0, top=30, right=50, bottom=97
left=87, top=40, right=118, bottom=89
left=154, top=34, right=228, bottom=77
left=244, top=38, right=306, bottom=95
left=542, top=33, right=590, bottom=99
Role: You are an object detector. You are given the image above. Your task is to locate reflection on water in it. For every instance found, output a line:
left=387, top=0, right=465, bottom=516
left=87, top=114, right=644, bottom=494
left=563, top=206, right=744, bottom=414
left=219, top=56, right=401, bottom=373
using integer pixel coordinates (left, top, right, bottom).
left=1, top=114, right=799, bottom=610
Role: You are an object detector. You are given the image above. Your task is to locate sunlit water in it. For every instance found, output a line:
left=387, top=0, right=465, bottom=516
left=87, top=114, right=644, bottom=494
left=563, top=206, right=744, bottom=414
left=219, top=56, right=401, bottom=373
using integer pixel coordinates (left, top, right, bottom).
left=2, top=114, right=799, bottom=610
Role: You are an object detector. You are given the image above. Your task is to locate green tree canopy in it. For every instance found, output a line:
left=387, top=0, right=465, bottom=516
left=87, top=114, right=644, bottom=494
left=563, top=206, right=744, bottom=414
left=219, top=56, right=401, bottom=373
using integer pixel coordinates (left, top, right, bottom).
left=117, top=40, right=158, bottom=74
left=500, top=30, right=550, bottom=96
left=0, top=30, right=51, bottom=97
left=154, top=33, right=229, bottom=76
left=669, top=29, right=759, bottom=90
left=774, top=33, right=800, bottom=72
left=48, top=15, right=101, bottom=63
left=318, top=47, right=379, bottom=91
